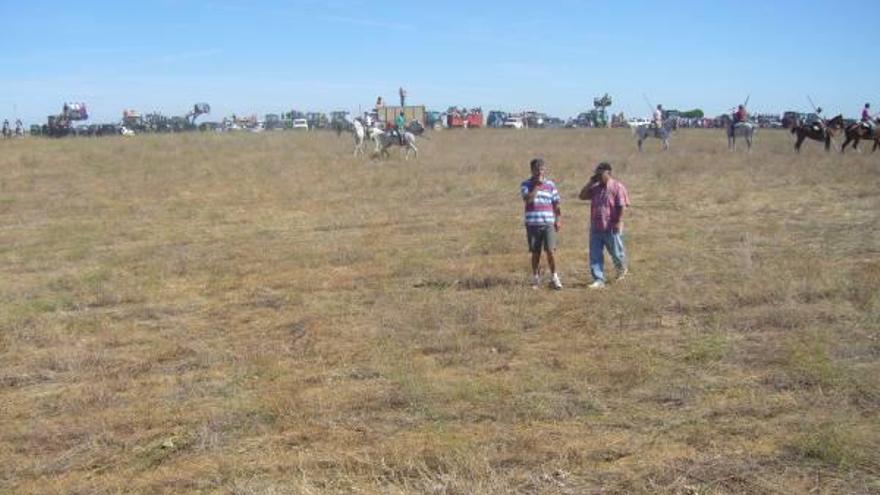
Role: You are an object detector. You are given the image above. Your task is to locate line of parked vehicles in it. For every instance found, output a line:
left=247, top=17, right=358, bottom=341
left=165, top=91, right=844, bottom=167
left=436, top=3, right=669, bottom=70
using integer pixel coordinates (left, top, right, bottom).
left=18, top=101, right=850, bottom=139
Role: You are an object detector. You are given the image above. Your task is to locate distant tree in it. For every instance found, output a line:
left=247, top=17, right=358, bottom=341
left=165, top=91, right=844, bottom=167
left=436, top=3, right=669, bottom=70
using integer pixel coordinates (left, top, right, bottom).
left=680, top=109, right=704, bottom=119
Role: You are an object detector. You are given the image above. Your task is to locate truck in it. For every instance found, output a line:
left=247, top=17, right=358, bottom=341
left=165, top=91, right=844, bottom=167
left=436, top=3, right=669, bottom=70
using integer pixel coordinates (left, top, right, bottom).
left=446, top=107, right=483, bottom=128
left=425, top=110, right=445, bottom=129
left=487, top=110, right=508, bottom=128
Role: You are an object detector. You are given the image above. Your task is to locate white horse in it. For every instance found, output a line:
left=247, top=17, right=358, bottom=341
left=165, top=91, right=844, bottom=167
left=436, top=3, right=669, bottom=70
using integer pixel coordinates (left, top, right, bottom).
left=727, top=122, right=756, bottom=152
left=369, top=125, right=418, bottom=160
left=352, top=119, right=366, bottom=156
left=634, top=119, right=676, bottom=151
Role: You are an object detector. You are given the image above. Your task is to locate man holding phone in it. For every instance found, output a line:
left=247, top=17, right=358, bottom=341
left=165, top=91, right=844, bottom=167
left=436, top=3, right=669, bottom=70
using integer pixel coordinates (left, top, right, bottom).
left=521, top=158, right=563, bottom=290
left=579, top=162, right=630, bottom=289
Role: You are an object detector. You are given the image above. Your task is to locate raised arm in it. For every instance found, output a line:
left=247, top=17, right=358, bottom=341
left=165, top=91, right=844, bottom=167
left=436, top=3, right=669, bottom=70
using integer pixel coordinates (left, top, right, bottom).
left=579, top=176, right=600, bottom=200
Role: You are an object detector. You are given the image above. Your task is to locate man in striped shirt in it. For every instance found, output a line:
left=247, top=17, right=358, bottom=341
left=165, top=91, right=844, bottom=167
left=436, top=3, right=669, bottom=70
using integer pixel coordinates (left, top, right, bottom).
left=521, top=158, right=563, bottom=289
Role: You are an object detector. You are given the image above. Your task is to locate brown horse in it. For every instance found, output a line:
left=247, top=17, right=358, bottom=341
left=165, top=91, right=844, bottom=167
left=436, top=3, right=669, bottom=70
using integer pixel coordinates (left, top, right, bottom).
left=840, top=120, right=880, bottom=153
left=791, top=114, right=844, bottom=152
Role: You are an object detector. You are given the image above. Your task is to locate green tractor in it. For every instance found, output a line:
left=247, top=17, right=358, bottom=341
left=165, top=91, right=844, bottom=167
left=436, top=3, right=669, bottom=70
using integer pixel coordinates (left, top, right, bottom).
left=592, top=93, right=612, bottom=128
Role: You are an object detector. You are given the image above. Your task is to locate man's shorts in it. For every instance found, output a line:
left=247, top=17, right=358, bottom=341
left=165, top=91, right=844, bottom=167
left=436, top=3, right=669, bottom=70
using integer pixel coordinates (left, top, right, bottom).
left=526, top=224, right=557, bottom=253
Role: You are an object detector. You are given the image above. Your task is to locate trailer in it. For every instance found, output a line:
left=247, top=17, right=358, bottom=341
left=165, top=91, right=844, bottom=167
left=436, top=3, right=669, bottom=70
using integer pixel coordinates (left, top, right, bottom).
left=376, top=105, right=426, bottom=127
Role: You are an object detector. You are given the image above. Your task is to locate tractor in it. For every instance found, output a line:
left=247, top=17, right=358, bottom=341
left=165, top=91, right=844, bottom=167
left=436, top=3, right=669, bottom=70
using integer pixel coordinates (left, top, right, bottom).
left=46, top=102, right=88, bottom=137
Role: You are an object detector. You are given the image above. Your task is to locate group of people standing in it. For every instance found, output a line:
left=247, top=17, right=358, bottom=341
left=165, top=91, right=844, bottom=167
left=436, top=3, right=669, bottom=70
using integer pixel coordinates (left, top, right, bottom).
left=521, top=159, right=630, bottom=290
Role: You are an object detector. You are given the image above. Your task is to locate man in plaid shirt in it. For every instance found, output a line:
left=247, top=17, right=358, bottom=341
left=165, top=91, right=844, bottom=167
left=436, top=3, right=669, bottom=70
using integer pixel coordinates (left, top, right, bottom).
left=579, top=162, right=630, bottom=289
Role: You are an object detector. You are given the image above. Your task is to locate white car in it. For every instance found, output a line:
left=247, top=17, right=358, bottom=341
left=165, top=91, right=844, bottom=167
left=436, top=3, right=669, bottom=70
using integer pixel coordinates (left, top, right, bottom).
left=627, top=118, right=651, bottom=128
left=503, top=117, right=524, bottom=129
left=292, top=118, right=309, bottom=130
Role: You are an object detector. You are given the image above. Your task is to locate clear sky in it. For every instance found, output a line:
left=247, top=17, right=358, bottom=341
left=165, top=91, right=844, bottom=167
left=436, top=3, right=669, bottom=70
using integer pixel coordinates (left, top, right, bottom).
left=2, top=0, right=878, bottom=125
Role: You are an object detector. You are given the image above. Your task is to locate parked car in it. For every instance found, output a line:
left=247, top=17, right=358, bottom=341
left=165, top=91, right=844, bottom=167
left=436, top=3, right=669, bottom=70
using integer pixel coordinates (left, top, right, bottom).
left=292, top=118, right=309, bottom=130
left=503, top=117, right=524, bottom=129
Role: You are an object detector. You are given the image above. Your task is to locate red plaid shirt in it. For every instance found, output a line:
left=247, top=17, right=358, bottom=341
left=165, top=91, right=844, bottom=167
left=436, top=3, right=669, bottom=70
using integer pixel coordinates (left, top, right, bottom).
left=590, top=179, right=630, bottom=233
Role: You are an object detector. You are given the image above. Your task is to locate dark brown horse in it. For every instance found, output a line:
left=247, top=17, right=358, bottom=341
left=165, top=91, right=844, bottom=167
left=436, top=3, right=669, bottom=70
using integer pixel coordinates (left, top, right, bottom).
left=791, top=114, right=844, bottom=152
left=840, top=120, right=880, bottom=153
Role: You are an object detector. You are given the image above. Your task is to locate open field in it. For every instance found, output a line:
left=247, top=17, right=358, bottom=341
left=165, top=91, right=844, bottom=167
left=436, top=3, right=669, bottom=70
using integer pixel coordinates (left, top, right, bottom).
left=1, top=129, right=878, bottom=494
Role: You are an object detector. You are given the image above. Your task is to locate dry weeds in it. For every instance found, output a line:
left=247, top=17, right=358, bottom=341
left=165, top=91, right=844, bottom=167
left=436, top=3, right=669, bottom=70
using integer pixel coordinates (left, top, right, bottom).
left=1, top=129, right=878, bottom=494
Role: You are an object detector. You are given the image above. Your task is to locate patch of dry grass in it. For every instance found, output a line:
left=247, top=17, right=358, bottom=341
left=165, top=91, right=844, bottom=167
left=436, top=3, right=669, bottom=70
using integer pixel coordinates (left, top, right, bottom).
left=1, top=129, right=878, bottom=494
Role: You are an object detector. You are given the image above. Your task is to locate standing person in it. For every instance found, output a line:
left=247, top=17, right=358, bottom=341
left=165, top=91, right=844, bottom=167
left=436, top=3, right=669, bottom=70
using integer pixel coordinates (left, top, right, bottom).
left=521, top=158, right=563, bottom=290
left=399, top=86, right=407, bottom=107
left=579, top=162, right=630, bottom=289
left=395, top=111, right=406, bottom=144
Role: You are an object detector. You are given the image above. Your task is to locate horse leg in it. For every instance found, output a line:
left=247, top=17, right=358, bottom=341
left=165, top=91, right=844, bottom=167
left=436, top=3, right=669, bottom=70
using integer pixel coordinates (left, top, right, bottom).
left=824, top=135, right=831, bottom=152
left=637, top=138, right=643, bottom=152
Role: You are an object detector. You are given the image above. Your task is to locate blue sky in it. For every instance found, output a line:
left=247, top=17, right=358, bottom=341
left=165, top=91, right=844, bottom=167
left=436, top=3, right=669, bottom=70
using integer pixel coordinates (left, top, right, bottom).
left=2, top=0, right=878, bottom=125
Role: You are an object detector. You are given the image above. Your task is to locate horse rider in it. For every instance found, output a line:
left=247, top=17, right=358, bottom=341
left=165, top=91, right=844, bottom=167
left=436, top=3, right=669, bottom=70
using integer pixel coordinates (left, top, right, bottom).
left=810, top=107, right=825, bottom=132
left=395, top=111, right=406, bottom=145
left=731, top=104, right=748, bottom=133
left=652, top=104, right=663, bottom=128
left=14, top=119, right=23, bottom=136
left=861, top=103, right=875, bottom=132
left=1, top=119, right=8, bottom=138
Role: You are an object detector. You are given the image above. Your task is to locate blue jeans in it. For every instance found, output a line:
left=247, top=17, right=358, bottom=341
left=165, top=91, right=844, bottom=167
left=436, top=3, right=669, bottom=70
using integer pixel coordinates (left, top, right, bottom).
left=590, top=231, right=625, bottom=282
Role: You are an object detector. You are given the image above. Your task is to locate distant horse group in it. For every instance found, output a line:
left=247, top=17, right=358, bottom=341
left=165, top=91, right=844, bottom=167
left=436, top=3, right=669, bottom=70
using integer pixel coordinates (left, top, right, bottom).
left=1, top=119, right=24, bottom=139
left=631, top=113, right=875, bottom=154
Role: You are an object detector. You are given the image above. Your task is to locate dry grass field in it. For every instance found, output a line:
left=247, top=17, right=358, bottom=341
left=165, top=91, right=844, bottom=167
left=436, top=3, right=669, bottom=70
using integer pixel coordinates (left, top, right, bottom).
left=1, top=128, right=878, bottom=494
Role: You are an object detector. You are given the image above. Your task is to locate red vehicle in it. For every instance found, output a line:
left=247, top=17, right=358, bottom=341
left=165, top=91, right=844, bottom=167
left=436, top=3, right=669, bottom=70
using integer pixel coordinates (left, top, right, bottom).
left=446, top=107, right=483, bottom=128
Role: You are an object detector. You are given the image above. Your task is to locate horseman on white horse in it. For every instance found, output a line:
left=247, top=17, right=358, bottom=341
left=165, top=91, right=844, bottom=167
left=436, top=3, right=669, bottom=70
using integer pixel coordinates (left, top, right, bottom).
left=367, top=119, right=419, bottom=160
left=728, top=103, right=756, bottom=152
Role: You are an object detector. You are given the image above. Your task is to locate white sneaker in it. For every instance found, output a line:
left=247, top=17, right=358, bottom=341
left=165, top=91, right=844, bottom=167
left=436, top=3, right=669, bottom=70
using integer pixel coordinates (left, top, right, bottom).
left=616, top=268, right=628, bottom=281
left=588, top=280, right=606, bottom=289
left=531, top=274, right=541, bottom=289
left=550, top=275, right=563, bottom=290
